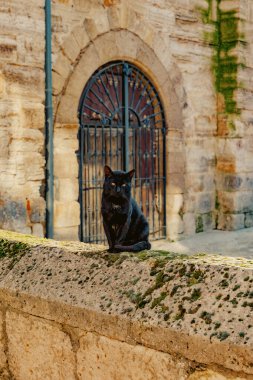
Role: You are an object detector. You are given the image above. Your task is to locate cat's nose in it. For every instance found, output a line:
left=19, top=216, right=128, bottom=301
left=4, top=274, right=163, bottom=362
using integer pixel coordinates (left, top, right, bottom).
left=116, top=186, right=120, bottom=193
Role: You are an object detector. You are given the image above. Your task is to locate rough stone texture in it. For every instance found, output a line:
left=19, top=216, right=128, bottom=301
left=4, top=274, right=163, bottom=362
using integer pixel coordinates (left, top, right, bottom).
left=1, top=0, right=253, bottom=242
left=6, top=311, right=76, bottom=380
left=0, top=230, right=253, bottom=379
left=77, top=332, right=189, bottom=380
left=0, top=0, right=45, bottom=237
left=0, top=309, right=7, bottom=373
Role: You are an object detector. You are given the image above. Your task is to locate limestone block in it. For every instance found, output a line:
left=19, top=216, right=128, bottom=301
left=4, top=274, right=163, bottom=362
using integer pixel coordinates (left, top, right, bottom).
left=77, top=332, right=188, bottom=380
left=3, top=64, right=44, bottom=100
left=54, top=150, right=78, bottom=179
left=84, top=12, right=110, bottom=41
left=54, top=226, right=79, bottom=241
left=151, top=33, right=173, bottom=72
left=0, top=129, right=10, bottom=158
left=21, top=153, right=45, bottom=182
left=54, top=134, right=78, bottom=151
left=167, top=194, right=183, bottom=213
left=61, top=32, right=80, bottom=63
left=185, top=145, right=215, bottom=174
left=6, top=311, right=76, bottom=380
left=167, top=152, right=185, bottom=174
left=15, top=226, right=32, bottom=235
left=130, top=17, right=155, bottom=47
left=216, top=174, right=244, bottom=192
left=52, top=70, right=65, bottom=95
left=1, top=200, right=27, bottom=230
left=189, top=368, right=246, bottom=380
left=65, top=44, right=101, bottom=99
left=217, top=213, right=245, bottom=231
left=53, top=50, right=72, bottom=78
left=216, top=138, right=244, bottom=161
left=55, top=94, right=79, bottom=124
left=0, top=309, right=7, bottom=371
left=0, top=72, right=5, bottom=94
left=195, top=192, right=214, bottom=214
left=218, top=191, right=253, bottom=213
left=202, top=212, right=215, bottom=231
left=54, top=124, right=78, bottom=138
left=185, top=173, right=215, bottom=193
left=9, top=138, right=43, bottom=154
left=29, top=197, right=46, bottom=224
left=136, top=44, right=168, bottom=85
left=55, top=178, right=79, bottom=202
left=183, top=213, right=196, bottom=236
left=32, top=223, right=44, bottom=238
left=0, top=34, right=17, bottom=61
left=166, top=214, right=184, bottom=240
left=93, top=31, right=119, bottom=62
left=22, top=103, right=44, bottom=130
left=54, top=200, right=80, bottom=228
left=167, top=131, right=184, bottom=153
left=72, top=25, right=90, bottom=50
left=167, top=174, right=185, bottom=194
left=195, top=115, right=216, bottom=135
left=107, top=3, right=129, bottom=30
left=17, top=33, right=45, bottom=68
left=245, top=213, right=253, bottom=228
left=115, top=30, right=139, bottom=59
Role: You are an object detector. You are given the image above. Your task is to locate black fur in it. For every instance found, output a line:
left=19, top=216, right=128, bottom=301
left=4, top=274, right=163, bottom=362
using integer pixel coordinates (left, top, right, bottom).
left=101, top=165, right=151, bottom=253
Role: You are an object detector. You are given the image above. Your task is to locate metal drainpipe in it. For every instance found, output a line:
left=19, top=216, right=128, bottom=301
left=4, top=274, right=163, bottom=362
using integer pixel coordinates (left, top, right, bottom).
left=45, top=0, right=54, bottom=238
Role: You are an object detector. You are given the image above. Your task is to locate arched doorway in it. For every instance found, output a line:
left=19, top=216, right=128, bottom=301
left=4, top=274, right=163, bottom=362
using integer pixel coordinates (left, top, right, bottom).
left=78, top=61, right=166, bottom=243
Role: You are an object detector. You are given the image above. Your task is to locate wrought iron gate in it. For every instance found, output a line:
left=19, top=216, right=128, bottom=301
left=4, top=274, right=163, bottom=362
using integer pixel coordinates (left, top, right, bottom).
left=78, top=61, right=166, bottom=243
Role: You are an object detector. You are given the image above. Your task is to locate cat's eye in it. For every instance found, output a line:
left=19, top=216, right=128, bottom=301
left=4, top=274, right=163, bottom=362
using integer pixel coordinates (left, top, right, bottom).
left=122, top=184, right=126, bottom=187
left=111, top=182, right=116, bottom=186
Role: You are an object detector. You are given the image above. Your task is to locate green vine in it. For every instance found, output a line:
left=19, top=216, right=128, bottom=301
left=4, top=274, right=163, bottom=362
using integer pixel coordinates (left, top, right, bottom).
left=200, top=0, right=246, bottom=115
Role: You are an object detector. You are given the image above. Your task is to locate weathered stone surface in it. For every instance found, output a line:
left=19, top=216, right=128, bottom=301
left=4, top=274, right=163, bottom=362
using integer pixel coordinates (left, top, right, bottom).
left=217, top=213, right=245, bottom=231
left=166, top=214, right=184, bottom=239
left=32, top=223, right=44, bottom=237
left=55, top=178, right=78, bottom=202
left=188, top=369, right=247, bottom=380
left=6, top=311, right=76, bottom=380
left=77, top=332, right=189, bottom=380
left=54, top=200, right=80, bottom=228
left=1, top=0, right=253, bottom=243
left=0, top=230, right=253, bottom=379
left=54, top=226, right=79, bottom=241
left=218, top=191, right=253, bottom=214
left=54, top=150, right=78, bottom=179
left=0, top=309, right=7, bottom=372
left=183, top=213, right=196, bottom=236
left=167, top=194, right=183, bottom=213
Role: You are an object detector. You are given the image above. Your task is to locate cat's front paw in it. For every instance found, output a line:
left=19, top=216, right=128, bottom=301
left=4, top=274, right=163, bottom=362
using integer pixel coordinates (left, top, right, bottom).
left=107, top=247, right=115, bottom=253
left=114, top=245, right=125, bottom=252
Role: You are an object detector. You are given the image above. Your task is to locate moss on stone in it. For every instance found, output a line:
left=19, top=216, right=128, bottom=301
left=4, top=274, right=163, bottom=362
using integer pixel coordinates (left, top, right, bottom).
left=195, top=215, right=204, bottom=233
left=0, top=238, right=31, bottom=269
left=200, top=0, right=246, bottom=116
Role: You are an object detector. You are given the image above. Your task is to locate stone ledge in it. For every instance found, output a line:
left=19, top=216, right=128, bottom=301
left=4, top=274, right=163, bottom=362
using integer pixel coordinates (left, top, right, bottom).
left=0, top=229, right=253, bottom=378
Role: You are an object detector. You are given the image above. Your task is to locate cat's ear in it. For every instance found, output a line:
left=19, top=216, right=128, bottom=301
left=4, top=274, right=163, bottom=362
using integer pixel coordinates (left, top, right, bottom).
left=104, top=165, right=113, bottom=178
left=127, top=169, right=135, bottom=180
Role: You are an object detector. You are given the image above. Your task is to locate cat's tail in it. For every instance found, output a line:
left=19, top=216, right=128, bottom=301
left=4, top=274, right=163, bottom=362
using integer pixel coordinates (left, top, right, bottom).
left=115, top=241, right=151, bottom=253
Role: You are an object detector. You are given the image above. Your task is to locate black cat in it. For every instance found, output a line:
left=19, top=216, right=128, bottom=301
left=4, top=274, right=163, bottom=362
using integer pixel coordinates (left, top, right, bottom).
left=101, top=165, right=151, bottom=253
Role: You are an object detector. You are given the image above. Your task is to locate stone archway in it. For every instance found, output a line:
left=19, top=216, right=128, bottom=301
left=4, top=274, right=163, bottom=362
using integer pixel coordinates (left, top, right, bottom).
left=53, top=29, right=185, bottom=241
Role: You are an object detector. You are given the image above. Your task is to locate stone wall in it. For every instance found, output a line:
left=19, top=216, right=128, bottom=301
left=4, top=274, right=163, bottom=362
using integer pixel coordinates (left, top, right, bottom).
left=0, top=0, right=46, bottom=237
left=1, top=0, right=253, bottom=241
left=213, top=0, right=253, bottom=231
left=0, top=230, right=253, bottom=380
left=51, top=0, right=217, bottom=241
